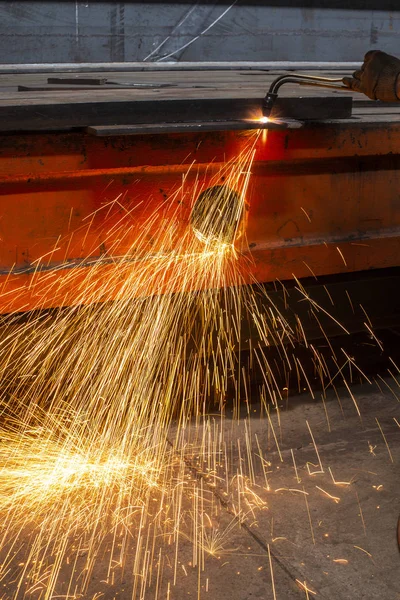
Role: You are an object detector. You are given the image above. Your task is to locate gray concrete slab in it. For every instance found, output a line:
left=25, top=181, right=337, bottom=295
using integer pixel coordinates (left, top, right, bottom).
left=0, top=380, right=398, bottom=599
left=168, top=380, right=400, bottom=600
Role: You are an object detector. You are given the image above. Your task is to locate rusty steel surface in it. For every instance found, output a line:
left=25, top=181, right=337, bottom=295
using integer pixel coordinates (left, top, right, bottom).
left=0, top=122, right=399, bottom=313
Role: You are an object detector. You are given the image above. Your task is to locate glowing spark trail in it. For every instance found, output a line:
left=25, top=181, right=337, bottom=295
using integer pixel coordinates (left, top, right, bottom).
left=0, top=135, right=266, bottom=598
left=0, top=128, right=396, bottom=599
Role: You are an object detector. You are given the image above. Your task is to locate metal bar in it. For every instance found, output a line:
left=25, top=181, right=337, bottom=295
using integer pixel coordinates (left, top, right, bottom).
left=6, top=151, right=391, bottom=187
left=0, top=162, right=221, bottom=185
left=0, top=96, right=352, bottom=133
left=0, top=123, right=398, bottom=314
left=0, top=62, right=362, bottom=74
left=47, top=77, right=108, bottom=85
left=86, top=121, right=286, bottom=136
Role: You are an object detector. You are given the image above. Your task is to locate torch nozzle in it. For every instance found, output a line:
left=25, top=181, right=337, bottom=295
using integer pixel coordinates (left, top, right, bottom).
left=262, top=92, right=278, bottom=118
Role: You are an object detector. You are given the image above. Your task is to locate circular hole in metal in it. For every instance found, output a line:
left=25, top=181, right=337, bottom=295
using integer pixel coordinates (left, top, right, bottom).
left=191, top=185, right=244, bottom=245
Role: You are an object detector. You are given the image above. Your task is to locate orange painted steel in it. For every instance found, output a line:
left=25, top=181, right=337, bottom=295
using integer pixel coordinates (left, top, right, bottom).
left=0, top=124, right=399, bottom=314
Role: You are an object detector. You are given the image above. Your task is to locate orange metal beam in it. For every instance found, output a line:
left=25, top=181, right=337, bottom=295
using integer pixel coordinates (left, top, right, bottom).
left=0, top=125, right=399, bottom=314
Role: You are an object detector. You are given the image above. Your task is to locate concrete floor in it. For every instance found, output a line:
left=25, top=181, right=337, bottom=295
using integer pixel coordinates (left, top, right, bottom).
left=162, top=380, right=400, bottom=600
left=81, top=378, right=398, bottom=600
left=0, top=379, right=398, bottom=599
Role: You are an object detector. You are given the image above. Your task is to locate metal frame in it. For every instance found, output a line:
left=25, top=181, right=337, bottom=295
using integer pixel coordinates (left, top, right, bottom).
left=0, top=62, right=362, bottom=74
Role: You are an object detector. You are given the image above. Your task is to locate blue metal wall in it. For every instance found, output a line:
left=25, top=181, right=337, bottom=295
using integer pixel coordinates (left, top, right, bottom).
left=0, top=2, right=399, bottom=63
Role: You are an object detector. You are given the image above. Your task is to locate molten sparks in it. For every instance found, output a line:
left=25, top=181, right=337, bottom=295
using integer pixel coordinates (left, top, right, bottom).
left=0, top=128, right=395, bottom=599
